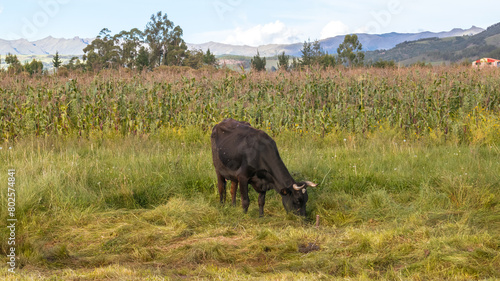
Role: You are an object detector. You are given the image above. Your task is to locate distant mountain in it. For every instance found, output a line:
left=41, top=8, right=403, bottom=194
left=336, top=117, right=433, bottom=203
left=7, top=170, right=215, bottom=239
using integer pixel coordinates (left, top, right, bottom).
left=366, top=23, right=500, bottom=64
left=187, top=26, right=484, bottom=57
left=0, top=36, right=93, bottom=55
left=0, top=25, right=486, bottom=62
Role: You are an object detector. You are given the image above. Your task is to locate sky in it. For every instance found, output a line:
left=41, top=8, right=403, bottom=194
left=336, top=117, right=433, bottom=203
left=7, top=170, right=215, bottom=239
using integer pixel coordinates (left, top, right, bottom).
left=0, top=0, right=499, bottom=45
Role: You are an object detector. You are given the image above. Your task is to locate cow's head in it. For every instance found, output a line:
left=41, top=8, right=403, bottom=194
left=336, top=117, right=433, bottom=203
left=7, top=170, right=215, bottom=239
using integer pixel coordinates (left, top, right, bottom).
left=279, top=181, right=317, bottom=216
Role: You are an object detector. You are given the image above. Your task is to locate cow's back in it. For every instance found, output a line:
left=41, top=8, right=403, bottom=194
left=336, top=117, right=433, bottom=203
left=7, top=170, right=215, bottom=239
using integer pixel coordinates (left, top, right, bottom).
left=212, top=119, right=277, bottom=171
left=211, top=119, right=252, bottom=170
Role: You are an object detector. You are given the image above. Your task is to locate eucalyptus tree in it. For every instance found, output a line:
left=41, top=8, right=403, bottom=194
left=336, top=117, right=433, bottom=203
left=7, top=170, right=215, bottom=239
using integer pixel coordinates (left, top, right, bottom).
left=144, top=11, right=187, bottom=67
left=83, top=28, right=120, bottom=70
left=337, top=34, right=364, bottom=67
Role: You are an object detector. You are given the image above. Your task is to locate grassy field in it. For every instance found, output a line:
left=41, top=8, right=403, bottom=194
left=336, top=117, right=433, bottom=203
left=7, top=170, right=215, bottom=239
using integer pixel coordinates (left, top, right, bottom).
left=1, top=67, right=499, bottom=280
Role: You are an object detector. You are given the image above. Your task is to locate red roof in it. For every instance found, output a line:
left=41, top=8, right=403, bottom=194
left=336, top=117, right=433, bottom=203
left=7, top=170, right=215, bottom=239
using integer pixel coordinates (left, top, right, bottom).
left=475, top=58, right=500, bottom=63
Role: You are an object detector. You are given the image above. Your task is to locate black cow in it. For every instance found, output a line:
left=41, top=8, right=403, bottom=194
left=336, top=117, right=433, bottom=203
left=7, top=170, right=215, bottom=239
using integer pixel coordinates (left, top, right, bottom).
left=211, top=119, right=316, bottom=217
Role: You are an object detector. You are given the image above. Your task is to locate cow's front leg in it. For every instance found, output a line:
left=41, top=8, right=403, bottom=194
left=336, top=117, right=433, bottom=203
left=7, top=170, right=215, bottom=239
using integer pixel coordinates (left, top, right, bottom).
left=230, top=181, right=238, bottom=206
left=239, top=177, right=250, bottom=213
left=258, top=192, right=266, bottom=217
left=216, top=173, right=226, bottom=204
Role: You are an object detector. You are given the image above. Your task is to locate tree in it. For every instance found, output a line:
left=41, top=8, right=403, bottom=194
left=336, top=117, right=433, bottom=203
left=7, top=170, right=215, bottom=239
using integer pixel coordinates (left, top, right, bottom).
left=83, top=28, right=120, bottom=70
left=114, top=28, right=144, bottom=68
left=80, top=11, right=193, bottom=71
left=65, top=56, right=85, bottom=71
left=5, top=53, right=22, bottom=74
left=203, top=48, right=217, bottom=67
left=291, top=57, right=300, bottom=70
left=24, top=59, right=43, bottom=75
left=184, top=49, right=204, bottom=69
left=300, top=39, right=337, bottom=68
left=337, top=34, right=364, bottom=67
left=300, top=40, right=314, bottom=66
left=52, top=51, right=62, bottom=69
left=277, top=51, right=289, bottom=71
left=372, top=60, right=396, bottom=68
left=318, top=53, right=337, bottom=68
left=144, top=11, right=187, bottom=67
left=136, top=46, right=150, bottom=71
left=300, top=39, right=324, bottom=66
left=183, top=48, right=217, bottom=69
left=165, top=25, right=187, bottom=66
left=251, top=51, right=266, bottom=71
left=5, top=53, right=19, bottom=65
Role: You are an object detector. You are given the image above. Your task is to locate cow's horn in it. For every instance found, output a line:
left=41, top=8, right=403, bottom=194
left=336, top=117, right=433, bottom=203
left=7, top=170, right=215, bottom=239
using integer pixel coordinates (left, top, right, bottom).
left=305, top=181, right=317, bottom=187
left=293, top=183, right=305, bottom=190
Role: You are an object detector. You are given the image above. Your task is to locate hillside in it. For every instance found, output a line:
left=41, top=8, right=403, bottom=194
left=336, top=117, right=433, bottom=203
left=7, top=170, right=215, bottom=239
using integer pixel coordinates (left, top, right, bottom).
left=366, top=23, right=500, bottom=64
left=187, top=26, right=483, bottom=57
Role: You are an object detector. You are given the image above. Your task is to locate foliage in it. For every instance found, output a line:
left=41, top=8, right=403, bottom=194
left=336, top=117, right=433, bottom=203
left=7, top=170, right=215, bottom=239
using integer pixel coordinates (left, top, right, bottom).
left=23, top=59, right=44, bottom=75
left=300, top=39, right=323, bottom=66
left=251, top=51, right=266, bottom=71
left=317, top=53, right=337, bottom=68
left=115, top=28, right=144, bottom=68
left=144, top=11, right=187, bottom=67
left=5, top=53, right=22, bottom=74
left=300, top=39, right=338, bottom=68
left=83, top=11, right=188, bottom=71
left=183, top=49, right=204, bottom=69
left=52, top=51, right=62, bottom=69
left=64, top=56, right=85, bottom=71
left=337, top=34, right=364, bottom=67
left=277, top=51, right=290, bottom=71
left=135, top=46, right=150, bottom=71
left=83, top=28, right=120, bottom=70
left=184, top=49, right=218, bottom=70
left=291, top=57, right=300, bottom=69
left=371, top=59, right=396, bottom=68
left=4, top=53, right=43, bottom=75
left=203, top=48, right=217, bottom=67
left=4, top=53, right=20, bottom=65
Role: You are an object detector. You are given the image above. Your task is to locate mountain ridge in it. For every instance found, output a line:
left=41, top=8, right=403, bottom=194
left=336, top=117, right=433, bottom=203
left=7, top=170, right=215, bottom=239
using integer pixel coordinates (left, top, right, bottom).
left=187, top=26, right=484, bottom=57
left=0, top=26, right=484, bottom=58
left=0, top=36, right=93, bottom=56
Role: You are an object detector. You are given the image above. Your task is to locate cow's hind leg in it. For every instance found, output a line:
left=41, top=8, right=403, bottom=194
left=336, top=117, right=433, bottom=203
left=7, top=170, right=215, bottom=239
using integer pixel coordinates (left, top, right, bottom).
left=216, top=173, right=226, bottom=204
left=230, top=181, right=238, bottom=206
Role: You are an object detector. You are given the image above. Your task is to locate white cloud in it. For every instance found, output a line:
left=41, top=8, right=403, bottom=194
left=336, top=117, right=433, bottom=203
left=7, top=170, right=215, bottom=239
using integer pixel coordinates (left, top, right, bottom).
left=0, top=6, right=3, bottom=14
left=320, top=20, right=350, bottom=39
left=223, top=20, right=300, bottom=46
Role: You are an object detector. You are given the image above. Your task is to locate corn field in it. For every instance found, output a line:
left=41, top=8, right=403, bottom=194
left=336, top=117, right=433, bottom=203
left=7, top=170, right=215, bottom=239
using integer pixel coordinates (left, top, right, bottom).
left=1, top=66, right=500, bottom=143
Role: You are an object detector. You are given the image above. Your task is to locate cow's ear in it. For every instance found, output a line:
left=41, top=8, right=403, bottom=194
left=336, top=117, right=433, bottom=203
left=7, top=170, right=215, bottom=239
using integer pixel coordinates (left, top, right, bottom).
left=279, top=188, right=289, bottom=195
